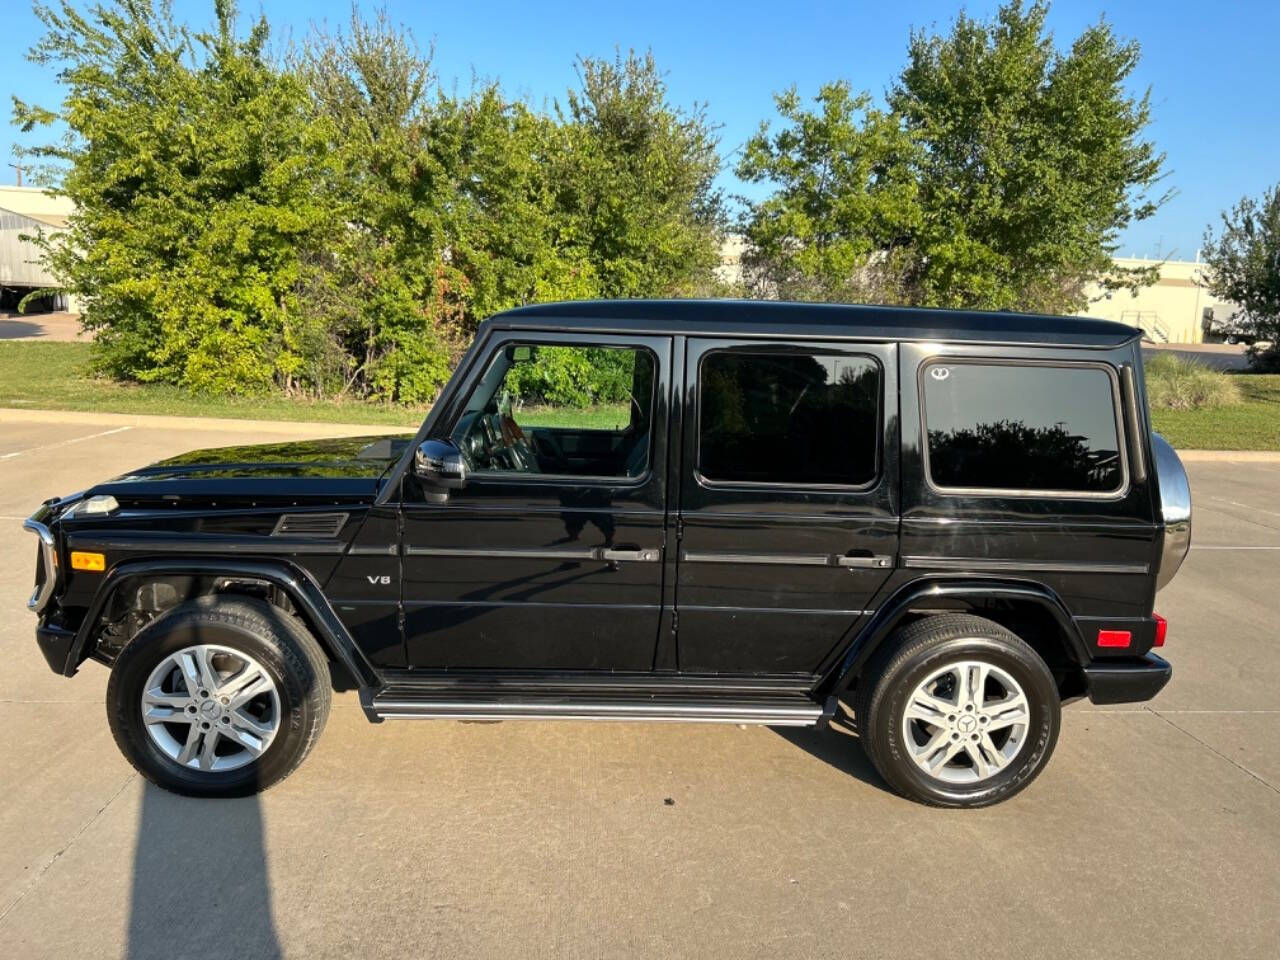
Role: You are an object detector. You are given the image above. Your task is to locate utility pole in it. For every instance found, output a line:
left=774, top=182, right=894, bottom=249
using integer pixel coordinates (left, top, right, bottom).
left=7, top=162, right=24, bottom=187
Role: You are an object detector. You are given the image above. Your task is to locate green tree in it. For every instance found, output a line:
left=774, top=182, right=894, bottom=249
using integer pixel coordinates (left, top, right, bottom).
left=739, top=1, right=1167, bottom=313
left=15, top=5, right=726, bottom=402
left=301, top=12, right=601, bottom=402
left=14, top=0, right=339, bottom=393
left=553, top=50, right=727, bottom=299
left=736, top=81, right=922, bottom=302
left=1200, top=185, right=1280, bottom=353
left=300, top=10, right=465, bottom=402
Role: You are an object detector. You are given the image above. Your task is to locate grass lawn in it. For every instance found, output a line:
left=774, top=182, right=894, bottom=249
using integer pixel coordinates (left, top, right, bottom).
left=517, top=404, right=631, bottom=430
left=0, top=341, right=633, bottom=432
left=0, top=341, right=422, bottom=427
left=1150, top=375, right=1280, bottom=450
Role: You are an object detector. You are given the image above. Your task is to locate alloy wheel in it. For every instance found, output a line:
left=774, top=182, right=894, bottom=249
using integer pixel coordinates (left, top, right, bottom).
left=139, top=644, right=281, bottom=773
left=900, top=658, right=1031, bottom=784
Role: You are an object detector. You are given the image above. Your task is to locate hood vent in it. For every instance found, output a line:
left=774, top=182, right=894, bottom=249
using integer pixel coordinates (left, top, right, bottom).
left=271, top=512, right=349, bottom=538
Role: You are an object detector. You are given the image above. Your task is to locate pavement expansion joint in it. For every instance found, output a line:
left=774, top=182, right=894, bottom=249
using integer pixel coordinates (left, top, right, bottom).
left=0, top=773, right=138, bottom=926
left=1142, top=706, right=1280, bottom=796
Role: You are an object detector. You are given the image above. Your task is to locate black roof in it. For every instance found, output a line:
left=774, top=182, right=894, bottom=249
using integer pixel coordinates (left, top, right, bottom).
left=490, top=299, right=1139, bottom=348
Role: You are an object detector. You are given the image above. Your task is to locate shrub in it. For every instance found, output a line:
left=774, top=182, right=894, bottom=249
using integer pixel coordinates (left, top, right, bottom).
left=1144, top=353, right=1242, bottom=410
left=1245, top=342, right=1280, bottom=373
left=505, top=346, right=636, bottom=407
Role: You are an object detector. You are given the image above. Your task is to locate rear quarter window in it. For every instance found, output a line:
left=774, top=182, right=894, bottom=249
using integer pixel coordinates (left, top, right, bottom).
left=921, top=360, right=1126, bottom=496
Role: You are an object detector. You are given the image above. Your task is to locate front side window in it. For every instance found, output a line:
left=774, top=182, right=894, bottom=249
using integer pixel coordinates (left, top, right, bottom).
left=698, top=351, right=880, bottom=486
left=452, top=343, right=655, bottom=479
left=921, top=361, right=1125, bottom=494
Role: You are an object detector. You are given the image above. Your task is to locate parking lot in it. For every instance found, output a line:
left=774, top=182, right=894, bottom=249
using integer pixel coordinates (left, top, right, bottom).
left=0, top=413, right=1277, bottom=960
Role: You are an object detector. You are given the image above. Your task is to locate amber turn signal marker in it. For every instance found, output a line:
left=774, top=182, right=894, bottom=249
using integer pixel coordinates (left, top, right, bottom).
left=70, top=551, right=106, bottom=572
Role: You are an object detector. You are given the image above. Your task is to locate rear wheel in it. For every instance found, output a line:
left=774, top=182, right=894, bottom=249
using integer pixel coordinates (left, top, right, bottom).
left=107, top=596, right=330, bottom=798
left=853, top=614, right=1060, bottom=807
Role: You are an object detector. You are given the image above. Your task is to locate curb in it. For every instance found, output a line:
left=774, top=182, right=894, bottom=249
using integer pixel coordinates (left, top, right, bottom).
left=0, top=407, right=416, bottom=438
left=1175, top=449, right=1280, bottom=463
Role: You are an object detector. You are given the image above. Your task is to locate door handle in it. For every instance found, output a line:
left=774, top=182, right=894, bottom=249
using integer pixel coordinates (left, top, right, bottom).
left=836, top=554, right=894, bottom=569
left=598, top=547, right=661, bottom=563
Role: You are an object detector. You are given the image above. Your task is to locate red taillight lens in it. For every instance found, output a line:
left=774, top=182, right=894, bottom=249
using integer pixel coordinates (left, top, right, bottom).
left=1097, top=629, right=1132, bottom=648
left=1153, top=613, right=1167, bottom=648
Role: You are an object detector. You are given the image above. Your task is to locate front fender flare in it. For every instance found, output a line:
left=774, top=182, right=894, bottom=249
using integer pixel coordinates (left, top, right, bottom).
left=65, top=556, right=380, bottom=688
left=821, top=575, right=1089, bottom=696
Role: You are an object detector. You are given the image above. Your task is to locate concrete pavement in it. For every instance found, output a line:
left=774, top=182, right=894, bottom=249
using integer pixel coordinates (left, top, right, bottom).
left=0, top=418, right=1277, bottom=959
left=0, top=312, right=86, bottom=342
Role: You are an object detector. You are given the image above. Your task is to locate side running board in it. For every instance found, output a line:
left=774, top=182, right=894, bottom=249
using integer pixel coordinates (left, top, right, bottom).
left=362, top=690, right=826, bottom=727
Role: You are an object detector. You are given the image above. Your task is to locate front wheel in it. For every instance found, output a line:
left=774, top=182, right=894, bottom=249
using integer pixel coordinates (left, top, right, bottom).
left=854, top=614, right=1060, bottom=807
left=107, top=596, right=331, bottom=798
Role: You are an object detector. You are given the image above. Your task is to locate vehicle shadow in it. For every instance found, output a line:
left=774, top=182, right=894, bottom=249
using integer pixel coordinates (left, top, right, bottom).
left=127, top=783, right=281, bottom=960
left=0, top=318, right=44, bottom=339
left=771, top=700, right=889, bottom=793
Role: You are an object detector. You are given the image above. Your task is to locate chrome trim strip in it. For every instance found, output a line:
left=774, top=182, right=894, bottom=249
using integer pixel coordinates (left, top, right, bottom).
left=404, top=545, right=599, bottom=561
left=23, top=517, right=57, bottom=614
left=682, top=551, right=832, bottom=566
left=371, top=699, right=824, bottom=725
left=400, top=599, right=657, bottom=611
left=682, top=551, right=894, bottom=569
left=678, top=604, right=871, bottom=617
left=901, top=556, right=1149, bottom=574
left=347, top=544, right=398, bottom=556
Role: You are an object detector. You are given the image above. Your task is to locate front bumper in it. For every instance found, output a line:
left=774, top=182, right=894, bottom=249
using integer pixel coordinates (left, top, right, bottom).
left=1083, top=653, right=1171, bottom=705
left=35, top=622, right=77, bottom=675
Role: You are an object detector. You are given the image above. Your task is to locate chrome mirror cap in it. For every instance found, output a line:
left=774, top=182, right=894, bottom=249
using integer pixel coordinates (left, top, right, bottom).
left=413, top=439, right=467, bottom=490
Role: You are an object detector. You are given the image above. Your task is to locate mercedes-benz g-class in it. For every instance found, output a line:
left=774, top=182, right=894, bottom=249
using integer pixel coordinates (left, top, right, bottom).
left=25, top=300, right=1190, bottom=806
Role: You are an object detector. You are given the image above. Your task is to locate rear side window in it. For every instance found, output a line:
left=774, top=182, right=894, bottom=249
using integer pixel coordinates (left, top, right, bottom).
left=921, top=361, right=1125, bottom=495
left=699, top=351, right=880, bottom=486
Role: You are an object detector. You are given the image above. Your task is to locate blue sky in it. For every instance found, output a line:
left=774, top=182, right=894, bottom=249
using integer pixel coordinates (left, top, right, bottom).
left=3, top=0, right=1278, bottom=260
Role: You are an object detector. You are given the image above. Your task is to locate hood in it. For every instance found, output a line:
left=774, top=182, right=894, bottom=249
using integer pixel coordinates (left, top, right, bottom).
left=132, top=435, right=413, bottom=479
left=86, top=434, right=415, bottom=503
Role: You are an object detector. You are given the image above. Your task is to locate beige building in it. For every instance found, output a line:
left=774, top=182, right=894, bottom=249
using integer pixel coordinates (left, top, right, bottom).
left=1080, top=257, right=1240, bottom=344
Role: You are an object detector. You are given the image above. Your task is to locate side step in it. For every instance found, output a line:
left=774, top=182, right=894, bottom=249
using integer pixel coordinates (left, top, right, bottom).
left=363, top=686, right=827, bottom=727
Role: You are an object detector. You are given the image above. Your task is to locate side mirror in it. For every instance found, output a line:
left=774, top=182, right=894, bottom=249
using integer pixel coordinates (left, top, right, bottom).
left=414, top=439, right=467, bottom=489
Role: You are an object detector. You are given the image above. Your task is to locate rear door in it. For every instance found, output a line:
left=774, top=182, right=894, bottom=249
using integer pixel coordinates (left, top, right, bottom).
left=674, top=338, right=900, bottom=675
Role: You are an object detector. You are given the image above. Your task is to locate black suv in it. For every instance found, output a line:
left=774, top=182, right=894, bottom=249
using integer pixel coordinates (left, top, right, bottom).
left=25, top=301, right=1191, bottom=806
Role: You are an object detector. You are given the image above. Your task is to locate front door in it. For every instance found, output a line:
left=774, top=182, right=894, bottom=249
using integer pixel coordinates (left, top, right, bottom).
left=675, top=338, right=899, bottom=675
left=400, top=332, right=672, bottom=671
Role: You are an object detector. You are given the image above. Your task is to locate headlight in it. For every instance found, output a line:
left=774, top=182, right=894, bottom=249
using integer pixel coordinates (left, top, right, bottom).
left=74, top=495, right=120, bottom=516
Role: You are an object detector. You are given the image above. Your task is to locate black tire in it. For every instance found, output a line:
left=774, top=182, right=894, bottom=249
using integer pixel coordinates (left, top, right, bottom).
left=107, top=596, right=331, bottom=798
left=853, top=614, right=1060, bottom=808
